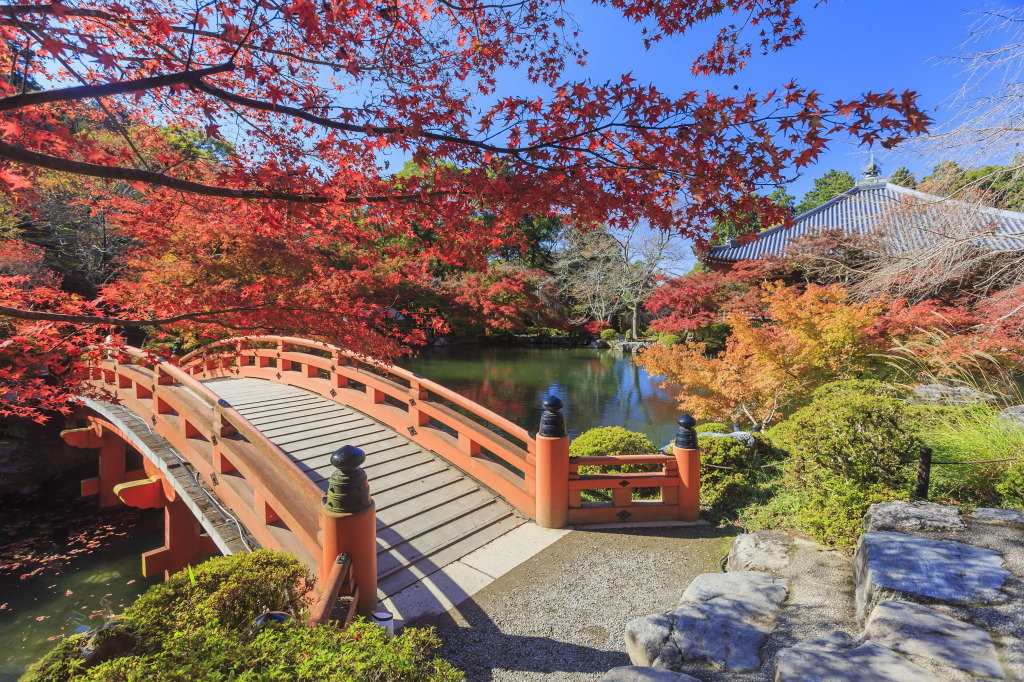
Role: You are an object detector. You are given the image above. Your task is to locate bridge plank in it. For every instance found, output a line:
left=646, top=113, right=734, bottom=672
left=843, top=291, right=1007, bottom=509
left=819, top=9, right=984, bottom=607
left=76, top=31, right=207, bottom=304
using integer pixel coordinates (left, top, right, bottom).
left=202, top=376, right=528, bottom=598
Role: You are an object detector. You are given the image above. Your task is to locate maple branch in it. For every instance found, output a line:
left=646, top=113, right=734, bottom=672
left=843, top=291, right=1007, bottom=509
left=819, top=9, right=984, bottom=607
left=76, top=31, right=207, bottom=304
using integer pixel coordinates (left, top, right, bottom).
left=0, top=304, right=282, bottom=326
left=0, top=140, right=445, bottom=204
left=0, top=62, right=235, bottom=111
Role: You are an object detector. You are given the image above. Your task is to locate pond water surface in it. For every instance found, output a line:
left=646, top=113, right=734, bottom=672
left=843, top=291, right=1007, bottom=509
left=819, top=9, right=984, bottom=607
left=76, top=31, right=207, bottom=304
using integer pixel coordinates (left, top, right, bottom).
left=398, top=345, right=681, bottom=447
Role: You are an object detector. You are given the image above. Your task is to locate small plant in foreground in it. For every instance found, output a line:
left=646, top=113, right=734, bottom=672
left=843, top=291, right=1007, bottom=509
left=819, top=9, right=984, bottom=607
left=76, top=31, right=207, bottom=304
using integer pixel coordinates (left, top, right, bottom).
left=24, top=551, right=463, bottom=682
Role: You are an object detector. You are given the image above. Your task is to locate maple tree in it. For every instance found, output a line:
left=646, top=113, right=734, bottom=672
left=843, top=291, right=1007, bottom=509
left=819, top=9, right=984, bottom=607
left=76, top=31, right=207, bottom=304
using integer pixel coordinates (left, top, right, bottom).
left=637, top=283, right=886, bottom=428
left=0, top=0, right=931, bottom=420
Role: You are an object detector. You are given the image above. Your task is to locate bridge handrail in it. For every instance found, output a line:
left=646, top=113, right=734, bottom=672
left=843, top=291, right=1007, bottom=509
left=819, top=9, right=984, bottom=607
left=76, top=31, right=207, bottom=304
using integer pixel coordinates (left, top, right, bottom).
left=105, top=347, right=324, bottom=517
left=180, top=335, right=535, bottom=448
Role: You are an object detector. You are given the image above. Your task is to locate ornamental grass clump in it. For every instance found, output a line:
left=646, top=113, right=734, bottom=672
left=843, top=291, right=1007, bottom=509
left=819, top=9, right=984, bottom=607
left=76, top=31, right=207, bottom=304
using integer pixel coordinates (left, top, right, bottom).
left=24, top=550, right=463, bottom=682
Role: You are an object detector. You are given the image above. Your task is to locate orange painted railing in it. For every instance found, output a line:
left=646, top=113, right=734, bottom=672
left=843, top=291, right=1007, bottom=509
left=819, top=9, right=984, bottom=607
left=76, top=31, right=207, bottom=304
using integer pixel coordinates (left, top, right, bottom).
left=179, top=336, right=538, bottom=519
left=81, top=346, right=372, bottom=622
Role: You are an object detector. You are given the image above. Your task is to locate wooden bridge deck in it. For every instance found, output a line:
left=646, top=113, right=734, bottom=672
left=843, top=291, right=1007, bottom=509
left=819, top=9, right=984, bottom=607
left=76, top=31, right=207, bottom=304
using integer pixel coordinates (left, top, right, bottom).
left=204, top=377, right=527, bottom=598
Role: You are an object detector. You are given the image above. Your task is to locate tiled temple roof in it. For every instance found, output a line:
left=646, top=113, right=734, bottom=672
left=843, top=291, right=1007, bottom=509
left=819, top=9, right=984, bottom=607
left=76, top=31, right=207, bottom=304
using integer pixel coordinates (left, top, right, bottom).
left=700, top=179, right=1024, bottom=265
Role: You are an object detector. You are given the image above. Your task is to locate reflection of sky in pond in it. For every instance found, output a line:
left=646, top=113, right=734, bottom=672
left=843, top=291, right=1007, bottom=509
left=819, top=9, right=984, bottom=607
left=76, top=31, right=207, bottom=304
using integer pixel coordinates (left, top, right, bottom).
left=398, top=346, right=682, bottom=447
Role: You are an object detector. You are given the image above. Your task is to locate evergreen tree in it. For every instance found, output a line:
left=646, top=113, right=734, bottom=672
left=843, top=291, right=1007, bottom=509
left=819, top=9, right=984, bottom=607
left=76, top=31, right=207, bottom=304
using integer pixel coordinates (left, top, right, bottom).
left=796, top=170, right=856, bottom=214
left=889, top=167, right=917, bottom=188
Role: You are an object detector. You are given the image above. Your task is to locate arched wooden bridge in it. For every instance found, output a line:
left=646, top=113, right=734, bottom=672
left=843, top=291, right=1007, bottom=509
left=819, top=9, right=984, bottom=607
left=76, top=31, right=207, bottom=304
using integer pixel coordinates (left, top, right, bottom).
left=63, top=336, right=701, bottom=624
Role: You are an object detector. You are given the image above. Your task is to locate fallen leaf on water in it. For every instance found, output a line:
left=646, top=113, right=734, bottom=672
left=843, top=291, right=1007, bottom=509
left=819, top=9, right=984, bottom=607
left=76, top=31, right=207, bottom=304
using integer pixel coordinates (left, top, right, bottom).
left=65, top=590, right=73, bottom=596
left=35, top=615, right=46, bottom=621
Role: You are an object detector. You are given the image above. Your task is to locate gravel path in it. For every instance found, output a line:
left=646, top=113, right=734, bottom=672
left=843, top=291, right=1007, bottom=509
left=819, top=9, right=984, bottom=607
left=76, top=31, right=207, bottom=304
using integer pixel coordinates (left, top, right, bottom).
left=411, top=524, right=728, bottom=681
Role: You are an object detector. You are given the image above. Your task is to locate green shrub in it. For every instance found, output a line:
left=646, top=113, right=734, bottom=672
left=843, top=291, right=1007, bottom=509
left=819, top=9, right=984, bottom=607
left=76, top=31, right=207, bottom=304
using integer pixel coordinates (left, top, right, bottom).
left=997, top=460, right=1024, bottom=507
left=772, top=383, right=919, bottom=489
left=764, top=381, right=920, bottom=548
left=570, top=426, right=656, bottom=475
left=25, top=551, right=462, bottom=682
left=810, top=378, right=902, bottom=402
left=570, top=427, right=658, bottom=501
left=695, top=422, right=731, bottom=435
left=599, top=328, right=618, bottom=341
left=659, top=333, right=682, bottom=346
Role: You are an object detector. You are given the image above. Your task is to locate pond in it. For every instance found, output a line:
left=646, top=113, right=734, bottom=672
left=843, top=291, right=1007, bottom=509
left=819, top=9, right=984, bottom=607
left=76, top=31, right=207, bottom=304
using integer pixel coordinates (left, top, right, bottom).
left=398, top=345, right=682, bottom=447
left=0, top=496, right=164, bottom=681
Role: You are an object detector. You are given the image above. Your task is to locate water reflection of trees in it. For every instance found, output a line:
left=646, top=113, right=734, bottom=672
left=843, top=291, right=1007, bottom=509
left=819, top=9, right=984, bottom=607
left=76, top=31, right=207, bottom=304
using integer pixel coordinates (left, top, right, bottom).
left=400, top=347, right=678, bottom=445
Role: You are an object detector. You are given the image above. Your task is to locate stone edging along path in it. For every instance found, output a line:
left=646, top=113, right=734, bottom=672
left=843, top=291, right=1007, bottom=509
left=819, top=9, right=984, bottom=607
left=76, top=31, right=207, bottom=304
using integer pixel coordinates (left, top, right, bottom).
left=606, top=502, right=1024, bottom=681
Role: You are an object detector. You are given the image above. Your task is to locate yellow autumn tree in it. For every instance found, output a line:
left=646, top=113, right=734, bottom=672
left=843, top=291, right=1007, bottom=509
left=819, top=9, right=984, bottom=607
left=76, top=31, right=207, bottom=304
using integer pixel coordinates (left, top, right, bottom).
left=636, top=283, right=885, bottom=428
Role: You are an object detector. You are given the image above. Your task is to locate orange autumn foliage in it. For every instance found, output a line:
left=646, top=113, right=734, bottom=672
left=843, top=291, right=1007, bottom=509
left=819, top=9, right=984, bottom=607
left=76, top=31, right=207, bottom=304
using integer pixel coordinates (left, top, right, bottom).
left=636, top=283, right=886, bottom=427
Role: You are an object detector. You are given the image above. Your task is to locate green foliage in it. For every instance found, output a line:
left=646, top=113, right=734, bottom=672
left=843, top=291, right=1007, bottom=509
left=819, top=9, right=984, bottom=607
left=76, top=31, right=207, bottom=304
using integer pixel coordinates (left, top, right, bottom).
left=998, top=460, right=1024, bottom=507
left=772, top=384, right=919, bottom=488
left=695, top=422, right=730, bottom=434
left=889, top=166, right=917, bottom=188
left=796, top=169, right=855, bottom=214
left=570, top=426, right=656, bottom=475
left=25, top=551, right=462, bottom=682
left=570, top=427, right=658, bottom=501
left=600, top=328, right=618, bottom=341
left=763, top=381, right=919, bottom=548
left=810, top=378, right=901, bottom=402
left=658, top=333, right=682, bottom=346
left=698, top=435, right=760, bottom=509
left=689, top=322, right=731, bottom=354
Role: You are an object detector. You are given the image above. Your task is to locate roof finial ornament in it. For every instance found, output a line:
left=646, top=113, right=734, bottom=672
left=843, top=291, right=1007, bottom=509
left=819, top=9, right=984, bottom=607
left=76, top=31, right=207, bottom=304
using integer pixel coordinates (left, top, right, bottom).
left=864, top=154, right=881, bottom=179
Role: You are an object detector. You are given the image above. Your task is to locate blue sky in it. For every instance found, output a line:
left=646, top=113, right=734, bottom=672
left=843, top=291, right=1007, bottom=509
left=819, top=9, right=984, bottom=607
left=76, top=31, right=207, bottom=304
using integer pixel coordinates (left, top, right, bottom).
left=551, top=0, right=1000, bottom=201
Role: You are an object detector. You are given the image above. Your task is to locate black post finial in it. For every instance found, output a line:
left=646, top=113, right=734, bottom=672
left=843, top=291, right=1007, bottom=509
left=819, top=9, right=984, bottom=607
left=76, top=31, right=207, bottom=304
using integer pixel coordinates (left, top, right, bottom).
left=325, top=445, right=371, bottom=513
left=675, top=414, right=697, bottom=449
left=539, top=395, right=566, bottom=438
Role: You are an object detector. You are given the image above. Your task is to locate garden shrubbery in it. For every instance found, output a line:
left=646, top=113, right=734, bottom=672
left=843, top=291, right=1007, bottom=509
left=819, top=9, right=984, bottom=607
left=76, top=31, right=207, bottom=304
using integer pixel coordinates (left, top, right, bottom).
left=695, top=422, right=730, bottom=435
left=762, top=381, right=919, bottom=547
left=24, top=551, right=463, bottom=682
left=570, top=426, right=659, bottom=500
left=599, top=328, right=618, bottom=342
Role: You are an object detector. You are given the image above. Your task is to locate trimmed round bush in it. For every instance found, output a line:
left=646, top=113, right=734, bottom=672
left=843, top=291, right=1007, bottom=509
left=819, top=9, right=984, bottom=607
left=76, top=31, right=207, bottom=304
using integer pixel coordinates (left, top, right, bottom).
left=570, top=426, right=656, bottom=475
left=599, top=328, right=618, bottom=341
left=659, top=333, right=682, bottom=346
left=695, top=422, right=731, bottom=435
left=767, top=380, right=920, bottom=548
left=774, top=387, right=919, bottom=488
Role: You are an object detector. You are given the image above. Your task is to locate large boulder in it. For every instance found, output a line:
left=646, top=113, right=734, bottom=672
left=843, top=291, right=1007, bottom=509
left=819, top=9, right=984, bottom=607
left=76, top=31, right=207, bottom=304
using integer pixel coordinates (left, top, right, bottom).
left=625, top=571, right=788, bottom=672
left=864, top=600, right=1004, bottom=678
left=854, top=531, right=1009, bottom=625
left=774, top=631, right=939, bottom=682
left=862, top=500, right=965, bottom=534
left=910, top=383, right=997, bottom=405
left=588, top=339, right=610, bottom=349
left=728, top=530, right=791, bottom=572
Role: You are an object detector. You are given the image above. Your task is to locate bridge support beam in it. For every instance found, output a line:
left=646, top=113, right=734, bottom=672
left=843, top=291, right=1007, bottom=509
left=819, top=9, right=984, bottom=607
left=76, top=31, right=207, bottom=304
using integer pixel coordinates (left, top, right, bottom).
left=535, top=397, right=569, bottom=529
left=98, top=432, right=127, bottom=508
left=142, top=498, right=207, bottom=580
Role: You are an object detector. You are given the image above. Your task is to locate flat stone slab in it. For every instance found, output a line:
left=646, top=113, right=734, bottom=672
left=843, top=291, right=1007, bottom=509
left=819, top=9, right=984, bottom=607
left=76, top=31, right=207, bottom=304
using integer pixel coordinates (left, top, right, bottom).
left=974, top=508, right=1024, bottom=526
left=862, top=501, right=965, bottom=533
left=774, top=631, right=939, bottom=681
left=600, top=667, right=699, bottom=682
left=864, top=600, right=1004, bottom=678
left=729, top=530, right=791, bottom=572
left=625, top=571, right=788, bottom=672
left=854, top=531, right=1009, bottom=624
